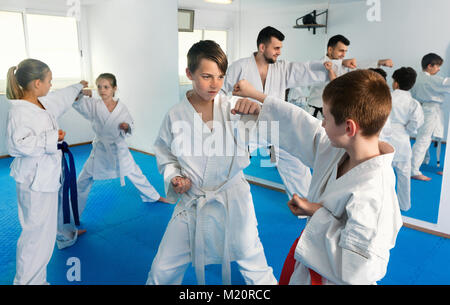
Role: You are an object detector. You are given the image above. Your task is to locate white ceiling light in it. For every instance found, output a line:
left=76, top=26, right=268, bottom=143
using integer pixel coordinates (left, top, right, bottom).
left=204, top=0, right=233, bottom=4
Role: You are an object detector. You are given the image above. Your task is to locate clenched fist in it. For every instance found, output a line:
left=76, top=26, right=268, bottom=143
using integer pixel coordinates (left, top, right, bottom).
left=171, top=176, right=192, bottom=194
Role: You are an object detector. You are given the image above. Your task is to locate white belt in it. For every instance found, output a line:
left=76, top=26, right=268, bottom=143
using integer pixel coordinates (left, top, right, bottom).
left=184, top=173, right=243, bottom=285
left=96, top=139, right=125, bottom=186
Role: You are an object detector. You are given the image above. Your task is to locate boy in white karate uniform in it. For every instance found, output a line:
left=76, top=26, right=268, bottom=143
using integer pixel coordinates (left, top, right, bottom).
left=411, top=53, right=450, bottom=181
left=232, top=69, right=402, bottom=285
left=6, top=59, right=87, bottom=284
left=389, top=67, right=424, bottom=211
left=146, top=40, right=276, bottom=285
left=67, top=74, right=169, bottom=247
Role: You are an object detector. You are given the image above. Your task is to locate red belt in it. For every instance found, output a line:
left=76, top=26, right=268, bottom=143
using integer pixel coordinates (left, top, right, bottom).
left=279, top=233, right=322, bottom=285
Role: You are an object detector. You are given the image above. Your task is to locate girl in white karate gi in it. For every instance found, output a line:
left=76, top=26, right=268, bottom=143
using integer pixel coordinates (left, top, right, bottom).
left=146, top=40, right=276, bottom=285
left=72, top=74, right=169, bottom=235
left=389, top=67, right=424, bottom=211
left=6, top=59, right=87, bottom=284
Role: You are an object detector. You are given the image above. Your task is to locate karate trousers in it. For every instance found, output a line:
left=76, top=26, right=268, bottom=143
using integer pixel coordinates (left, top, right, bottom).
left=411, top=103, right=443, bottom=176
left=14, top=183, right=58, bottom=285
left=77, top=161, right=161, bottom=215
left=393, top=160, right=411, bottom=211
left=146, top=209, right=277, bottom=285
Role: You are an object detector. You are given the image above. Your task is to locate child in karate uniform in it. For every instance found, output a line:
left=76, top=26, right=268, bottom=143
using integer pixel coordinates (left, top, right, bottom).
left=6, top=58, right=87, bottom=284
left=232, top=69, right=403, bottom=285
left=389, top=67, right=424, bottom=211
left=68, top=73, right=169, bottom=245
left=146, top=40, right=276, bottom=285
left=411, top=53, right=450, bottom=180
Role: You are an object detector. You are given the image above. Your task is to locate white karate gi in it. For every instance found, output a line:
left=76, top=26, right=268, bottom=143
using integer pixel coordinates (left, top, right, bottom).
left=306, top=55, right=343, bottom=118
left=223, top=55, right=332, bottom=199
left=6, top=84, right=83, bottom=284
left=307, top=57, right=379, bottom=115
left=146, top=93, right=276, bottom=285
left=72, top=97, right=161, bottom=230
left=258, top=97, right=403, bottom=285
left=389, top=89, right=424, bottom=211
left=287, top=86, right=310, bottom=111
left=411, top=71, right=450, bottom=176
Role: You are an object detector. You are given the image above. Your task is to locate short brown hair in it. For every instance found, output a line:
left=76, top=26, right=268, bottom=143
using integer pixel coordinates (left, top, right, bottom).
left=322, top=69, right=391, bottom=137
left=187, top=40, right=228, bottom=75
left=96, top=73, right=117, bottom=87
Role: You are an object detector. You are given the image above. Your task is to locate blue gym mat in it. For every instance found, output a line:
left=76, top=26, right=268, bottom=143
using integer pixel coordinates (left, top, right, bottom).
left=0, top=144, right=449, bottom=284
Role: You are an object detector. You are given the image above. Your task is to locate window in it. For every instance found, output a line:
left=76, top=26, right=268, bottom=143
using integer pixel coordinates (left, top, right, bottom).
left=178, top=29, right=228, bottom=84
left=0, top=10, right=82, bottom=92
left=0, top=11, right=27, bottom=87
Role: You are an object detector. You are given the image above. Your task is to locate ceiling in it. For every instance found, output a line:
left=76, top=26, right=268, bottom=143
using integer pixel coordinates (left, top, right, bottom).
left=178, top=0, right=364, bottom=11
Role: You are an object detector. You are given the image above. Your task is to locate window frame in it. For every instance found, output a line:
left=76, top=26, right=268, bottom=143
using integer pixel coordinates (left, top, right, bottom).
left=0, top=8, right=85, bottom=92
left=178, top=27, right=229, bottom=85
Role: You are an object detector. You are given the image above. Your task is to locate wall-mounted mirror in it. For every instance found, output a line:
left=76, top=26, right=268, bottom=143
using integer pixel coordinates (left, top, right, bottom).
left=178, top=0, right=449, bottom=236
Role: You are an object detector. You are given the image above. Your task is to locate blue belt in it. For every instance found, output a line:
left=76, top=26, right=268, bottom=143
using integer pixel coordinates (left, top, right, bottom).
left=58, top=141, right=80, bottom=226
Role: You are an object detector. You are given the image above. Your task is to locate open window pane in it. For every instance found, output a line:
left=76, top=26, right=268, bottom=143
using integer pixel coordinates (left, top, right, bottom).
left=26, top=14, right=81, bottom=79
left=0, top=11, right=27, bottom=82
left=204, top=30, right=227, bottom=55
left=178, top=29, right=228, bottom=84
left=178, top=29, right=202, bottom=83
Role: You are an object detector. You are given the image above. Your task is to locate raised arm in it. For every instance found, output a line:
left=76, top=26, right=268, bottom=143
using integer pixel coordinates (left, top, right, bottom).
left=232, top=79, right=326, bottom=168
left=285, top=60, right=337, bottom=88
left=40, top=82, right=87, bottom=119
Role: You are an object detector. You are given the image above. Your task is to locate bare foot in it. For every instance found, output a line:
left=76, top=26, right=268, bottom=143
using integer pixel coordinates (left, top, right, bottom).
left=77, top=229, right=87, bottom=236
left=158, top=197, right=174, bottom=204
left=411, top=174, right=432, bottom=181
left=437, top=171, right=443, bottom=176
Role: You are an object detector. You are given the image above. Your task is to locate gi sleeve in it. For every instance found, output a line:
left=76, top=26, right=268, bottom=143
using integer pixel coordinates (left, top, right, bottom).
left=285, top=60, right=332, bottom=89
left=119, top=105, right=134, bottom=137
left=72, top=95, right=96, bottom=121
left=406, top=99, right=424, bottom=135
left=431, top=75, right=450, bottom=93
left=40, top=83, right=84, bottom=119
left=153, top=113, right=183, bottom=203
left=257, top=96, right=326, bottom=168
left=6, top=110, right=58, bottom=157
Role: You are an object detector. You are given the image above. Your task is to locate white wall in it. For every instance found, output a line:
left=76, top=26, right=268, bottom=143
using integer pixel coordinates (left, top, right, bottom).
left=238, top=2, right=329, bottom=62
left=86, top=0, right=179, bottom=153
left=327, top=0, right=450, bottom=139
